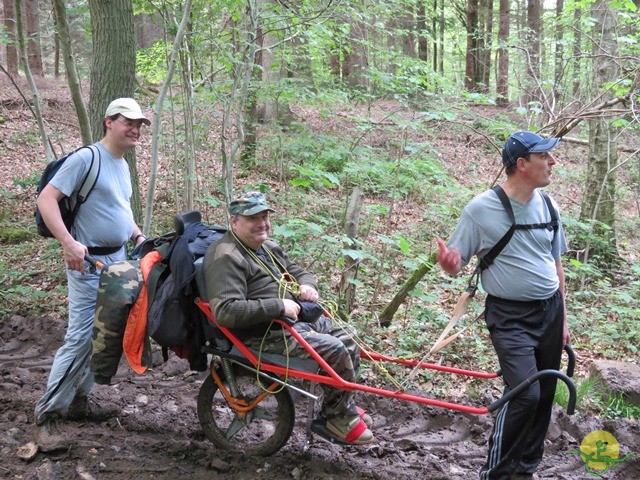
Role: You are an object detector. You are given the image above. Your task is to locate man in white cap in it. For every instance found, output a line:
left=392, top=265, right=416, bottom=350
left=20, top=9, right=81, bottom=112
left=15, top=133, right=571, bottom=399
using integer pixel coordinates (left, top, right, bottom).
left=437, top=131, right=570, bottom=479
left=34, top=98, right=150, bottom=452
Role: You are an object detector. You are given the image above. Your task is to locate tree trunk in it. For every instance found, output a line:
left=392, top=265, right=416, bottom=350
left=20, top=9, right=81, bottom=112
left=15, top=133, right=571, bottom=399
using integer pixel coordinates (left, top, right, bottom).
left=3, top=0, right=19, bottom=76
left=475, top=0, right=486, bottom=89
left=24, top=0, right=43, bottom=75
left=88, top=0, right=140, bottom=221
left=464, top=0, right=479, bottom=91
left=338, top=187, right=363, bottom=315
left=526, top=0, right=542, bottom=101
left=496, top=0, right=510, bottom=105
left=481, top=0, right=493, bottom=91
left=579, top=0, right=619, bottom=264
left=379, top=257, right=435, bottom=328
left=438, top=0, right=444, bottom=73
left=402, top=12, right=415, bottom=57
left=14, top=0, right=53, bottom=160
left=52, top=0, right=92, bottom=144
left=553, top=0, right=564, bottom=104
left=417, top=2, right=427, bottom=63
left=220, top=0, right=260, bottom=205
left=343, top=20, right=369, bottom=89
left=571, top=7, right=582, bottom=97
left=143, top=0, right=194, bottom=234
left=428, top=0, right=435, bottom=67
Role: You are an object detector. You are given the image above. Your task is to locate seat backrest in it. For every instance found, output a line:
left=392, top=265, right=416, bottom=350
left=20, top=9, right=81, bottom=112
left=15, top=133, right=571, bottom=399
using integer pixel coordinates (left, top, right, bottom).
left=173, top=210, right=202, bottom=235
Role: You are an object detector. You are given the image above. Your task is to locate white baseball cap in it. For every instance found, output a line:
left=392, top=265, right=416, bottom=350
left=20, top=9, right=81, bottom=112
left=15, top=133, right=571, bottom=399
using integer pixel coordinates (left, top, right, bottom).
left=105, top=98, right=151, bottom=125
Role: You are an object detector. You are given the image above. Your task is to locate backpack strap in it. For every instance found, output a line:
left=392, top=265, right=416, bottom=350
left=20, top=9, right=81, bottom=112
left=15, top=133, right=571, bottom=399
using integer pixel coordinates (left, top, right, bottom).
left=537, top=190, right=558, bottom=241
left=478, top=186, right=559, bottom=272
left=478, top=185, right=515, bottom=271
left=70, top=145, right=101, bottom=215
left=145, top=235, right=179, bottom=307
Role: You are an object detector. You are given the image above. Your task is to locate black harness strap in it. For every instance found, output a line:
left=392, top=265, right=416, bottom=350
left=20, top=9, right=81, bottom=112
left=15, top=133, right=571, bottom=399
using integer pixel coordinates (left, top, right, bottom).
left=477, top=185, right=558, bottom=272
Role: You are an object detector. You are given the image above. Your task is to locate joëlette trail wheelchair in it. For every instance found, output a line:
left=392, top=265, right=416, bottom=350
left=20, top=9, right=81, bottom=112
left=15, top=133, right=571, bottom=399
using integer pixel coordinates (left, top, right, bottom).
left=191, top=258, right=576, bottom=457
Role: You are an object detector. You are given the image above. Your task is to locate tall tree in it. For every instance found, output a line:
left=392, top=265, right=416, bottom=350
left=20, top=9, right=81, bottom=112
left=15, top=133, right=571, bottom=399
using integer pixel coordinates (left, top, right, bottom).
left=3, top=0, right=18, bottom=76
left=464, top=0, right=479, bottom=91
left=579, top=0, right=620, bottom=263
left=438, top=0, right=444, bottom=73
left=14, top=0, right=52, bottom=159
left=52, top=0, right=92, bottom=144
left=571, top=6, right=582, bottom=97
left=417, top=1, right=428, bottom=62
left=24, top=0, right=43, bottom=75
left=88, top=0, right=141, bottom=221
left=480, top=0, right=493, bottom=91
left=496, top=0, right=510, bottom=105
left=526, top=0, right=542, bottom=101
left=343, top=19, right=369, bottom=89
left=553, top=0, right=564, bottom=104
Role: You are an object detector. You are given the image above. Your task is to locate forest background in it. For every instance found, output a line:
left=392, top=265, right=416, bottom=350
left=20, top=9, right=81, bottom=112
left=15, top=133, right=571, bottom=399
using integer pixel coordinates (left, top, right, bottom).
left=1, top=0, right=639, bottom=422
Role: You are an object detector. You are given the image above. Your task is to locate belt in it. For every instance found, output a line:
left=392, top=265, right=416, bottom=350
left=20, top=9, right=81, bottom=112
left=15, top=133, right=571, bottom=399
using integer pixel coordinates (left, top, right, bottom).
left=87, top=245, right=124, bottom=255
left=487, top=290, right=558, bottom=307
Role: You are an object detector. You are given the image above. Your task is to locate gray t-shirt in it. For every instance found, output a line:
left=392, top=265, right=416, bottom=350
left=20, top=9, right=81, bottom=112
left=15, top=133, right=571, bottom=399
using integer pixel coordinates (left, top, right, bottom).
left=50, top=142, right=135, bottom=247
left=448, top=188, right=568, bottom=301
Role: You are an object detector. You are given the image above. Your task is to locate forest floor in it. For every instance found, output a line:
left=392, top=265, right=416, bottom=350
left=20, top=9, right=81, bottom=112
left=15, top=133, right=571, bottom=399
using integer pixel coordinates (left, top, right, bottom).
left=1, top=79, right=639, bottom=479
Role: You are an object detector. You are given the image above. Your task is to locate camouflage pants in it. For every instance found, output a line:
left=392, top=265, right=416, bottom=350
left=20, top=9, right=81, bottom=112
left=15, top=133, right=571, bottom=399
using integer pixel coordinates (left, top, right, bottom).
left=245, top=314, right=360, bottom=420
left=91, top=260, right=144, bottom=384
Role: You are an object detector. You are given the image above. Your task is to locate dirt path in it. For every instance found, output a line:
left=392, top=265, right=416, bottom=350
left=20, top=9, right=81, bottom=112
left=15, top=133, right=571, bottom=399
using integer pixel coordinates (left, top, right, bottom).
left=1, top=314, right=638, bottom=480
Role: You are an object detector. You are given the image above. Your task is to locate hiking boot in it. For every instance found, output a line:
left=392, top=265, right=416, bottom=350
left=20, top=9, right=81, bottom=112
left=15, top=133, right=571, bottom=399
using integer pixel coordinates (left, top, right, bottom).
left=356, top=406, right=373, bottom=427
left=326, top=414, right=374, bottom=445
left=66, top=396, right=119, bottom=421
left=511, top=473, right=536, bottom=479
left=35, top=416, right=69, bottom=452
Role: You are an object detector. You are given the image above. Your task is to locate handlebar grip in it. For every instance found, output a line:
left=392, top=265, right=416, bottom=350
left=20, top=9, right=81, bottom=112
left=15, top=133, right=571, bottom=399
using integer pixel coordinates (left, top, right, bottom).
left=564, top=344, right=575, bottom=378
left=84, top=255, right=105, bottom=270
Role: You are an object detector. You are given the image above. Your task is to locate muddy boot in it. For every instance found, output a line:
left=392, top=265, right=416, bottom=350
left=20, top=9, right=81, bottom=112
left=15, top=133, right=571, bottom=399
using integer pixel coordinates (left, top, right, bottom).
left=35, top=416, right=69, bottom=453
left=65, top=395, right=88, bottom=420
left=326, top=413, right=374, bottom=445
left=356, top=406, right=373, bottom=427
left=66, top=395, right=119, bottom=421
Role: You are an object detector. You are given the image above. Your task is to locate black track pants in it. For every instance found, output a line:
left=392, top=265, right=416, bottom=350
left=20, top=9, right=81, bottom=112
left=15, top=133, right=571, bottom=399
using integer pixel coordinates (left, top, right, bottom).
left=479, top=290, right=565, bottom=480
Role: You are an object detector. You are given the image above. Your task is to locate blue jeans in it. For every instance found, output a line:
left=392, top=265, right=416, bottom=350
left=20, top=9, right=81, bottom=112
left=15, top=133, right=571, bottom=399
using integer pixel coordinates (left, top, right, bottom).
left=35, top=252, right=124, bottom=424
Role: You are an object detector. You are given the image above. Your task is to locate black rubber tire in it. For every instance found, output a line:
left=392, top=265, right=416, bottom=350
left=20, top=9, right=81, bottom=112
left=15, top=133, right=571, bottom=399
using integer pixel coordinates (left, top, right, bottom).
left=197, top=367, right=295, bottom=456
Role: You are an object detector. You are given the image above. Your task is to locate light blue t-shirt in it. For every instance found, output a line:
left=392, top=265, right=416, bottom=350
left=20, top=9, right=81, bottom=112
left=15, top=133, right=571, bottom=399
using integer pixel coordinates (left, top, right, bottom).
left=50, top=142, right=135, bottom=247
left=448, top=188, right=568, bottom=301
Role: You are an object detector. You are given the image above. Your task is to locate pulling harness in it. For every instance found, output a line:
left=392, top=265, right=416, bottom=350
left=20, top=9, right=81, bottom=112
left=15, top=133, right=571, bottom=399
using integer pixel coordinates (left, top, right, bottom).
left=466, top=184, right=559, bottom=296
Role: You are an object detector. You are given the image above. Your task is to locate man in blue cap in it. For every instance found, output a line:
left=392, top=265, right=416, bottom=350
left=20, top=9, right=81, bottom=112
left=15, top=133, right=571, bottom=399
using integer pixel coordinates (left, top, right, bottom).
left=437, top=132, right=570, bottom=479
left=203, top=191, right=374, bottom=445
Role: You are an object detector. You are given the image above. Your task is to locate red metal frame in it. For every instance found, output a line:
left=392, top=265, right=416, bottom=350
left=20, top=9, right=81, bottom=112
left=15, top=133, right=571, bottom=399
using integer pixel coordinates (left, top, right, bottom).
left=196, top=299, right=498, bottom=415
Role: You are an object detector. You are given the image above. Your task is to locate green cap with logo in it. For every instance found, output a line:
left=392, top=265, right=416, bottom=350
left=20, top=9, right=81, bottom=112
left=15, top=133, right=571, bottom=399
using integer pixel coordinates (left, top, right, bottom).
left=229, top=191, right=275, bottom=216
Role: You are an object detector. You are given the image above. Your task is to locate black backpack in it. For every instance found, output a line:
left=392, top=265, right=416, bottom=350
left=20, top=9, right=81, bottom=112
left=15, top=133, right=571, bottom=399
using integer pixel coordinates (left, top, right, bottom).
left=35, top=145, right=101, bottom=238
left=135, top=211, right=226, bottom=369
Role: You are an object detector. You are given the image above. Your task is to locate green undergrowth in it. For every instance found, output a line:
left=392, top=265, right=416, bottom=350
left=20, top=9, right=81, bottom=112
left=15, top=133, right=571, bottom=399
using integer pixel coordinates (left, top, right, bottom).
left=555, top=376, right=640, bottom=420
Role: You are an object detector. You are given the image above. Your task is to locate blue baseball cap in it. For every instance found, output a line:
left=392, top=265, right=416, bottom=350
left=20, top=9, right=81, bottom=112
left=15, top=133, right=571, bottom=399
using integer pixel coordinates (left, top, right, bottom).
left=502, top=131, right=560, bottom=167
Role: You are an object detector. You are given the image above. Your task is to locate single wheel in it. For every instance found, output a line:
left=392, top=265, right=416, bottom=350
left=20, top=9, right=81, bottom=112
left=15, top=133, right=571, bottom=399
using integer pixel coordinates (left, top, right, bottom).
left=197, top=366, right=295, bottom=456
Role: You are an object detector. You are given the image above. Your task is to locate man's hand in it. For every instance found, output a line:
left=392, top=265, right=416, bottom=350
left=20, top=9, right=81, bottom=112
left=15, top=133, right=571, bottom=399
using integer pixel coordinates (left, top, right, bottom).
left=436, top=237, right=462, bottom=276
left=298, top=284, right=319, bottom=303
left=62, top=239, right=89, bottom=273
left=282, top=299, right=301, bottom=319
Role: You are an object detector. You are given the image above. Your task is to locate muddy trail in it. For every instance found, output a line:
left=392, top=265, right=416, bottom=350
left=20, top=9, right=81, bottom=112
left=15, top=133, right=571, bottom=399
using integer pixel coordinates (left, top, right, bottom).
left=1, top=314, right=638, bottom=480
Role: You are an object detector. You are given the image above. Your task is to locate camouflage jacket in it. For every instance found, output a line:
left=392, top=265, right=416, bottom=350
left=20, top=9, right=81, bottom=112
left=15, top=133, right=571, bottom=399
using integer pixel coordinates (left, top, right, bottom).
left=91, top=260, right=150, bottom=384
